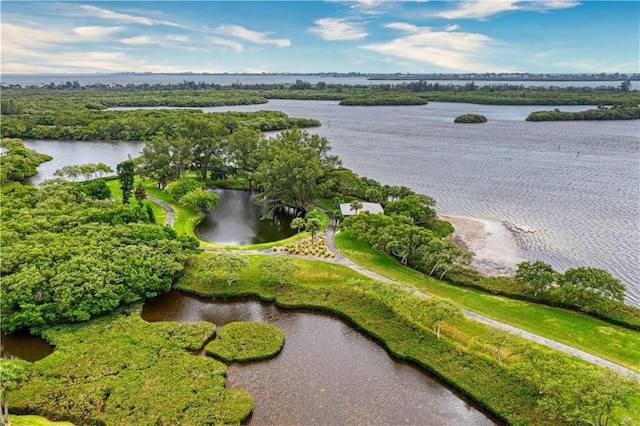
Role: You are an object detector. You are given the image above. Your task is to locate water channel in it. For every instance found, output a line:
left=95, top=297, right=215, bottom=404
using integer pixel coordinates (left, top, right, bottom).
left=195, top=189, right=298, bottom=245
left=142, top=290, right=497, bottom=425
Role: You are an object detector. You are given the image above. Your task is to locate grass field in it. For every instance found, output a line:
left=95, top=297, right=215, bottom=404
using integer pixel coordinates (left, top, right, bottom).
left=335, top=230, right=640, bottom=371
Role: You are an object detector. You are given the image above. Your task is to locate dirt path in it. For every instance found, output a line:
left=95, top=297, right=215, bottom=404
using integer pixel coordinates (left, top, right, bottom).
left=152, top=198, right=639, bottom=379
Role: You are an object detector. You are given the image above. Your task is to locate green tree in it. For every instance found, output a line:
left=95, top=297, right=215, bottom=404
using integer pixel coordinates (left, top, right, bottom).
left=304, top=209, right=322, bottom=246
left=180, top=189, right=219, bottom=212
left=329, top=168, right=360, bottom=198
left=259, top=257, right=299, bottom=287
left=417, top=238, right=471, bottom=279
left=227, top=126, right=264, bottom=188
left=179, top=118, right=229, bottom=179
left=134, top=183, right=147, bottom=202
left=349, top=199, right=363, bottom=215
left=290, top=217, right=306, bottom=240
left=138, top=135, right=193, bottom=188
left=253, top=129, right=335, bottom=212
left=384, top=194, right=437, bottom=228
left=556, top=267, right=625, bottom=310
left=117, top=159, right=135, bottom=204
left=0, top=361, right=25, bottom=426
left=197, top=254, right=250, bottom=286
left=166, top=178, right=205, bottom=202
left=483, top=329, right=520, bottom=366
left=426, top=299, right=462, bottom=339
left=619, top=79, right=631, bottom=92
left=515, top=260, right=556, bottom=296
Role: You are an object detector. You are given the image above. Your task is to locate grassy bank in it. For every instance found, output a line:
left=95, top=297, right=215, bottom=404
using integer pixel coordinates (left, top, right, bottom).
left=335, top=231, right=640, bottom=371
left=177, top=253, right=640, bottom=425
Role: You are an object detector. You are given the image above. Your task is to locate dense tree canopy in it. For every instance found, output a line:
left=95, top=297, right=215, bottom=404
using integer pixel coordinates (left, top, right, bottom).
left=0, top=182, right=199, bottom=333
left=0, top=138, right=51, bottom=184
left=254, top=128, right=339, bottom=212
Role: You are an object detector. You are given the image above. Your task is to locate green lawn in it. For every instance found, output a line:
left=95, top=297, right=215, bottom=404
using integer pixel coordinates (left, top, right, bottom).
left=335, top=231, right=640, bottom=371
left=9, top=415, right=74, bottom=426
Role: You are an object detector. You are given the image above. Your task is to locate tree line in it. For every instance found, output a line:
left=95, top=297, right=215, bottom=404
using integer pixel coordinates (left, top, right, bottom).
left=0, top=108, right=319, bottom=141
left=526, top=106, right=640, bottom=121
left=0, top=138, right=52, bottom=184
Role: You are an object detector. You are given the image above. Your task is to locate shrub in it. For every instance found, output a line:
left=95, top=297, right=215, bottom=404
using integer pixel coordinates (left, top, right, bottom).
left=454, top=114, right=487, bottom=123
left=205, top=322, right=285, bottom=362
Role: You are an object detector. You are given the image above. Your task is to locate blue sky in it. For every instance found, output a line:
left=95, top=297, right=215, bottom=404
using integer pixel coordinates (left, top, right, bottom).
left=1, top=1, right=638, bottom=74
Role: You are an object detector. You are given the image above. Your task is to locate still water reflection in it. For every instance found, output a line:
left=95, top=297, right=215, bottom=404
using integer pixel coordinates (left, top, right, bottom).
left=0, top=331, right=53, bottom=362
left=195, top=189, right=298, bottom=245
left=143, top=290, right=497, bottom=425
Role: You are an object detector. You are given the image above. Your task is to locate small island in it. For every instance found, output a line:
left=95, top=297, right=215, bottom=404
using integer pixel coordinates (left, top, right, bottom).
left=454, top=113, right=488, bottom=123
left=526, top=106, right=640, bottom=121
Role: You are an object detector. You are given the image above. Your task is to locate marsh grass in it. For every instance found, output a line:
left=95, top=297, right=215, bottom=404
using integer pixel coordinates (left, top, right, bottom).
left=205, top=322, right=285, bottom=362
left=9, top=307, right=253, bottom=426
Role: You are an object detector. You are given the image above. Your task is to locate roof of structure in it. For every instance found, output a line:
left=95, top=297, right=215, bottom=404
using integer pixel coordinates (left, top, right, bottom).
left=339, top=202, right=384, bottom=216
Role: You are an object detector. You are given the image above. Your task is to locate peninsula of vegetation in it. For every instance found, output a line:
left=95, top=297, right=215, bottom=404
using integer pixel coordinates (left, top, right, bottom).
left=526, top=106, right=640, bottom=121
left=1, top=83, right=639, bottom=426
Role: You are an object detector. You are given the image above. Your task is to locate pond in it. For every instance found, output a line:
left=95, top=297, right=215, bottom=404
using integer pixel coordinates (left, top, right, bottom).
left=142, top=290, right=497, bottom=425
left=195, top=189, right=299, bottom=245
left=0, top=331, right=53, bottom=362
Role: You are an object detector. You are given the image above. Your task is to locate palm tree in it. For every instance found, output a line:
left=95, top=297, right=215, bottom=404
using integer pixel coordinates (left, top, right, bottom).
left=350, top=199, right=363, bottom=215
left=290, top=217, right=306, bottom=240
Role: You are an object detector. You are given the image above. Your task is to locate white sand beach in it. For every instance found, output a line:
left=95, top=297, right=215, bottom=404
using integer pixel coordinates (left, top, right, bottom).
left=440, top=215, right=527, bottom=277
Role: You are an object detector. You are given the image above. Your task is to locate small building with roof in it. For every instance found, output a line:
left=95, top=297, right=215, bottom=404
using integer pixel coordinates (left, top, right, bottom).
left=339, top=202, right=384, bottom=217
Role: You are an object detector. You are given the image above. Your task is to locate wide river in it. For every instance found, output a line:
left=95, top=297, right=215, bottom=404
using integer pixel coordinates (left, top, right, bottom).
left=25, top=100, right=640, bottom=306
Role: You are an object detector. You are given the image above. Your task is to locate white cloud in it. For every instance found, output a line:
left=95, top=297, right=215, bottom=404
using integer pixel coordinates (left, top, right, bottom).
left=73, top=26, right=124, bottom=39
left=120, top=36, right=157, bottom=45
left=77, top=5, right=183, bottom=27
left=209, top=37, right=244, bottom=53
left=363, top=25, right=503, bottom=71
left=529, top=1, right=581, bottom=11
left=432, top=0, right=580, bottom=20
left=166, top=35, right=190, bottom=43
left=385, top=22, right=420, bottom=33
left=216, top=24, right=290, bottom=47
left=309, top=18, right=368, bottom=41
left=445, top=24, right=460, bottom=31
left=435, top=1, right=520, bottom=19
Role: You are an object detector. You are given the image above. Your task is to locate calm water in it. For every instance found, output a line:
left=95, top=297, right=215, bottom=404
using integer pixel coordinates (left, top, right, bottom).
left=142, top=290, right=497, bottom=425
left=0, top=331, right=53, bottom=362
left=24, top=139, right=144, bottom=185
left=195, top=189, right=298, bottom=245
left=24, top=100, right=640, bottom=306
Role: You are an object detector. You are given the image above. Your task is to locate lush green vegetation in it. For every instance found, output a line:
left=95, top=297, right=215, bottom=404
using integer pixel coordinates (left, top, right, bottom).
left=339, top=95, right=428, bottom=106
left=0, top=86, right=269, bottom=113
left=334, top=231, right=640, bottom=371
left=454, top=113, right=488, bottom=123
left=0, top=182, right=199, bottom=333
left=205, top=322, right=285, bottom=362
left=0, top=108, right=319, bottom=141
left=0, top=138, right=52, bottom=184
left=526, top=106, right=640, bottom=121
left=4, top=307, right=253, bottom=425
left=177, top=254, right=640, bottom=426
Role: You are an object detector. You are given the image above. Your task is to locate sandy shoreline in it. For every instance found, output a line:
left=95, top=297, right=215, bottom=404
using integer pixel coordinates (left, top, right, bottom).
left=440, top=215, right=527, bottom=277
